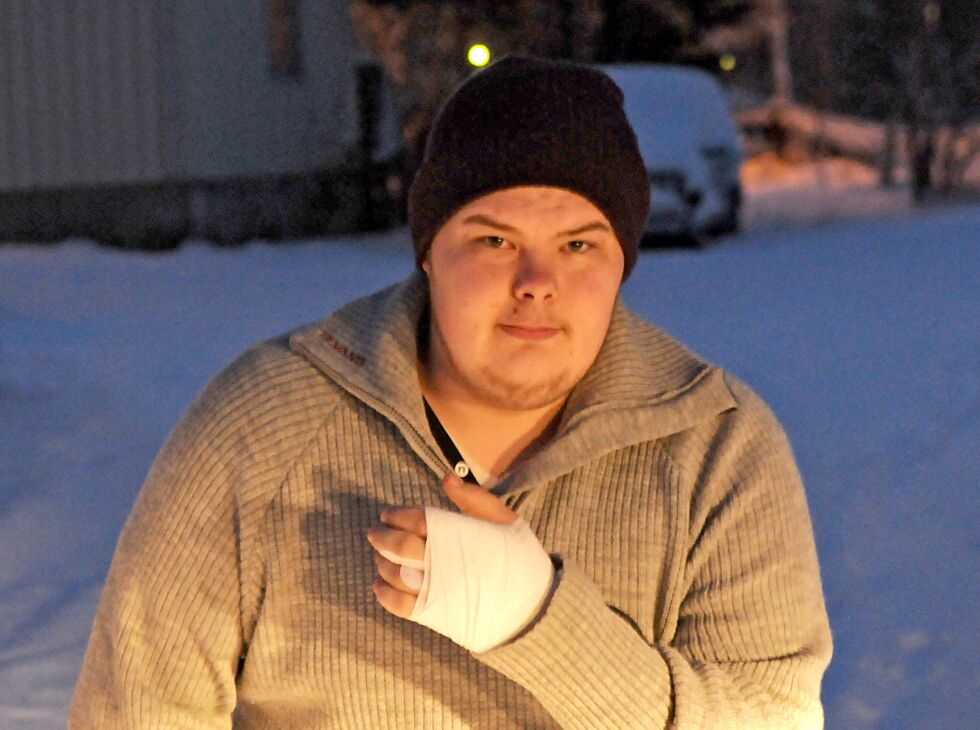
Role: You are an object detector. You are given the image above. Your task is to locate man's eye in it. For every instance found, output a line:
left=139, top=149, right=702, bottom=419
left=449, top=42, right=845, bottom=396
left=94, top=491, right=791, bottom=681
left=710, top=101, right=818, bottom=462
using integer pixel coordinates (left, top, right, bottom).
left=483, top=236, right=506, bottom=247
left=567, top=240, right=593, bottom=252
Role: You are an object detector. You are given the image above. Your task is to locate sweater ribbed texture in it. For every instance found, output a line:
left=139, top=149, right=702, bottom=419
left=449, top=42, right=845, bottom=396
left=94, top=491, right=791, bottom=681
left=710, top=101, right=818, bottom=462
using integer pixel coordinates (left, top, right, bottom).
left=71, top=271, right=831, bottom=728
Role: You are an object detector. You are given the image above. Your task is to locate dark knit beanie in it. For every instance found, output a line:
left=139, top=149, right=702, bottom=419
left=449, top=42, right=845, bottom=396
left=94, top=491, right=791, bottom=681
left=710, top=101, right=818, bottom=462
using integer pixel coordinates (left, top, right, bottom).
left=408, top=55, right=649, bottom=279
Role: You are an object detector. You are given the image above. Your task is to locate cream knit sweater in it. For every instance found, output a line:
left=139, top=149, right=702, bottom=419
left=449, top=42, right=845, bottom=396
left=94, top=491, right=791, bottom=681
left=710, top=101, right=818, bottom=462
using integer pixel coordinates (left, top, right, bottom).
left=71, top=271, right=831, bottom=728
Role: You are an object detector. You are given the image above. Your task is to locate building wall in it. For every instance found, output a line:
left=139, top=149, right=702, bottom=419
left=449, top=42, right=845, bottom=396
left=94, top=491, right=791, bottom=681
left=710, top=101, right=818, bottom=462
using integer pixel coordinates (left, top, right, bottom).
left=0, top=1, right=167, bottom=191
left=0, top=1, right=384, bottom=244
left=0, top=0, right=365, bottom=191
left=169, top=0, right=363, bottom=179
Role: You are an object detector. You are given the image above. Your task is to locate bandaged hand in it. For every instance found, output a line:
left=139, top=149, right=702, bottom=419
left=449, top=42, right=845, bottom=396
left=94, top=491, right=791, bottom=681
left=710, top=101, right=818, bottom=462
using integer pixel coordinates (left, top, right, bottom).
left=367, top=473, right=556, bottom=653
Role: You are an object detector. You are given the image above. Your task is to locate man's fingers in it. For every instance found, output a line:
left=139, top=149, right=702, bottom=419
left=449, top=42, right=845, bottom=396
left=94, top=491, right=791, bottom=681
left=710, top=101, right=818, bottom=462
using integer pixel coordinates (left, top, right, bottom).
left=372, top=577, right=417, bottom=619
left=366, top=525, right=425, bottom=563
left=373, top=552, right=422, bottom=595
left=379, top=506, right=427, bottom=538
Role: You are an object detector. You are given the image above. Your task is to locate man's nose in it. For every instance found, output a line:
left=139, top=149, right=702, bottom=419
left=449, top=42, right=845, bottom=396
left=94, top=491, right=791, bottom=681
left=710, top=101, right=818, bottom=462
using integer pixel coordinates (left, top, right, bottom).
left=512, top=251, right=557, bottom=301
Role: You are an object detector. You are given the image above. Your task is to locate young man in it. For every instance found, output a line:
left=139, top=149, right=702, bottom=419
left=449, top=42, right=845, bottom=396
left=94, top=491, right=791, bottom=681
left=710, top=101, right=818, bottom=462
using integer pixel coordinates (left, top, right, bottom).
left=72, top=56, right=831, bottom=728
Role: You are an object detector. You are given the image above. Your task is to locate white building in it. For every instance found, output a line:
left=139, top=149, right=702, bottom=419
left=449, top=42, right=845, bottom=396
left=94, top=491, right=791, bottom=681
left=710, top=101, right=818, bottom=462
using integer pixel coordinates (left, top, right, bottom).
left=0, top=0, right=401, bottom=246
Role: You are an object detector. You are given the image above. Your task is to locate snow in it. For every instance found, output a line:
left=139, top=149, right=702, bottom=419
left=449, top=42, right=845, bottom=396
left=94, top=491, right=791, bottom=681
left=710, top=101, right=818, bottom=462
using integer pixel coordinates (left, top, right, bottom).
left=740, top=152, right=917, bottom=230
left=737, top=104, right=980, bottom=184
left=2, top=180, right=978, bottom=728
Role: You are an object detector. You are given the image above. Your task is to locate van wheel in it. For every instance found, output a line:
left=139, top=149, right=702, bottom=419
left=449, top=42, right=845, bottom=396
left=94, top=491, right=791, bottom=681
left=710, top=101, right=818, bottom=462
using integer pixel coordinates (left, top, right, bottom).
left=714, top=186, right=742, bottom=235
left=683, top=232, right=710, bottom=249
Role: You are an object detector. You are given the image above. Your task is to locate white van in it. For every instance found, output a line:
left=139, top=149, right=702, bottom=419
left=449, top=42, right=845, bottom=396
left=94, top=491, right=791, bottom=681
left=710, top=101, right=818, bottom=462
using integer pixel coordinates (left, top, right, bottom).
left=599, top=64, right=743, bottom=243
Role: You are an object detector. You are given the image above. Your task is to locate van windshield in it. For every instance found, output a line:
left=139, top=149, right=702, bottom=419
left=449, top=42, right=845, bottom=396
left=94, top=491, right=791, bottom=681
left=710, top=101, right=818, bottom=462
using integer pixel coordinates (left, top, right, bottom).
left=599, top=65, right=738, bottom=168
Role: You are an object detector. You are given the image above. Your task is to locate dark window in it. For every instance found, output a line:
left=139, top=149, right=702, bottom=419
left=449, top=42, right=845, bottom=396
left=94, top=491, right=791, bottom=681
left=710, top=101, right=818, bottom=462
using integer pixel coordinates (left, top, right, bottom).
left=268, top=0, right=301, bottom=76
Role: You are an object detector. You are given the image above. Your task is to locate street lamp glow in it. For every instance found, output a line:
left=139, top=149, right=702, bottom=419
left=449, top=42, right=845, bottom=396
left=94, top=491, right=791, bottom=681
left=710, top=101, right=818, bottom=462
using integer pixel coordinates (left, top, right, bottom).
left=719, top=53, right=737, bottom=72
left=468, top=44, right=491, bottom=67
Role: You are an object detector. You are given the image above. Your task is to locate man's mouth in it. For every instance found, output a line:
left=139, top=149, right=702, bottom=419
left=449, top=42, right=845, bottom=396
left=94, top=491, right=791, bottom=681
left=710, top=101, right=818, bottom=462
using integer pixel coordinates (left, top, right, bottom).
left=498, top=324, right=562, bottom=341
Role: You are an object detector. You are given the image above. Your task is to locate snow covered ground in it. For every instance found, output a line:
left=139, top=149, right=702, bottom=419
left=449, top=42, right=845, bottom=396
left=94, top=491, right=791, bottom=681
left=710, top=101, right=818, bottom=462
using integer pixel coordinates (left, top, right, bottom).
left=2, top=185, right=978, bottom=727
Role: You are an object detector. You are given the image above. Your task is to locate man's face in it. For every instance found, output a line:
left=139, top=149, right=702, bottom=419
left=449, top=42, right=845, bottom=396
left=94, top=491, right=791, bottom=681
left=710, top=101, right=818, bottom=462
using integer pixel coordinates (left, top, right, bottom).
left=422, top=186, right=624, bottom=411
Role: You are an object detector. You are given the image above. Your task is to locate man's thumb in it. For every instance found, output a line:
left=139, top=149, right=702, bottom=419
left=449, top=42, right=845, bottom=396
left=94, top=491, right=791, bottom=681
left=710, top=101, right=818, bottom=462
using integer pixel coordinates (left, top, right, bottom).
left=442, top=473, right=517, bottom=525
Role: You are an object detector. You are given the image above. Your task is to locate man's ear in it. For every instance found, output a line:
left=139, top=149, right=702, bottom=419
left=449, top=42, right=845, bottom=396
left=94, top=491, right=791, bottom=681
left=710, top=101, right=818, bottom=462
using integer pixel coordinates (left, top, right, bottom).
left=421, top=253, right=431, bottom=276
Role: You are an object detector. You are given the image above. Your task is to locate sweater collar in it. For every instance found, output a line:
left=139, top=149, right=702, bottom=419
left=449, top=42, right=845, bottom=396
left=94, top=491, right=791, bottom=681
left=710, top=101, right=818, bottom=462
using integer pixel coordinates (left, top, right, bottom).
left=290, top=270, right=735, bottom=494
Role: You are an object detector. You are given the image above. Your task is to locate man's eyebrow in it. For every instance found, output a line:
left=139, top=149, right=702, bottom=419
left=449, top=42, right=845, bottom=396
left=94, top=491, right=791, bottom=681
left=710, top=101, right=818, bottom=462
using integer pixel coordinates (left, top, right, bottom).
left=460, top=214, right=520, bottom=233
left=460, top=215, right=612, bottom=238
left=557, top=221, right=613, bottom=237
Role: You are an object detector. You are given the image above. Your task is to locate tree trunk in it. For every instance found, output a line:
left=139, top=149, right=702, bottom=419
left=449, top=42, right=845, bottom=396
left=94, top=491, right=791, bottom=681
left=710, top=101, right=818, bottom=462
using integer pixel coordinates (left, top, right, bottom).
left=908, top=126, right=935, bottom=203
left=879, top=118, right=897, bottom=187
left=766, top=0, right=793, bottom=107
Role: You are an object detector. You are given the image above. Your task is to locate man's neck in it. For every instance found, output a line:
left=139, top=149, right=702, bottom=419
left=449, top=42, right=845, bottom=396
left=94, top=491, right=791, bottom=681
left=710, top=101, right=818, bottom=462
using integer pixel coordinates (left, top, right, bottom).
left=419, top=377, right=565, bottom=478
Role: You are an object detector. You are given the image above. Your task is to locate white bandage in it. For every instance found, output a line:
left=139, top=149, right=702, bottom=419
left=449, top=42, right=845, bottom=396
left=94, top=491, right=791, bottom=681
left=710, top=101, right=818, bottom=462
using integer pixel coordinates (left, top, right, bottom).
left=374, top=548, right=425, bottom=592
left=407, top=506, right=555, bottom=654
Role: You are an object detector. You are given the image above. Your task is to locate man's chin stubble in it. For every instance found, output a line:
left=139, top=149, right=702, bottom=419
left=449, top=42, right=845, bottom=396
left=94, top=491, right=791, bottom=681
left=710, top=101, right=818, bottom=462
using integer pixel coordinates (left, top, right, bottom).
left=470, top=369, right=574, bottom=412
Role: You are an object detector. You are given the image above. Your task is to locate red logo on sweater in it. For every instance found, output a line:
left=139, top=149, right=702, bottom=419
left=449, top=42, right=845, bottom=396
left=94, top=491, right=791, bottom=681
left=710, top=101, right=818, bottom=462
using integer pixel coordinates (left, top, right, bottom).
left=323, top=333, right=366, bottom=367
